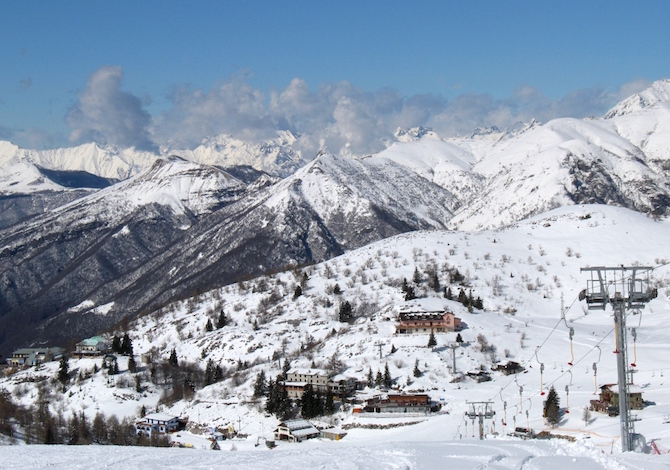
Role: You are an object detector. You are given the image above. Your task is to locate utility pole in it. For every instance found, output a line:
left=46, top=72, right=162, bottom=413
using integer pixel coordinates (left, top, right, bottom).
left=580, top=266, right=657, bottom=452
left=374, top=341, right=383, bottom=360
left=465, top=401, right=495, bottom=440
left=447, top=342, right=460, bottom=373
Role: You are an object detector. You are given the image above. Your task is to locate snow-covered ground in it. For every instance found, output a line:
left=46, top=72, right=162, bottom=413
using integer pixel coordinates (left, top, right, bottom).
left=3, top=204, right=670, bottom=466
left=3, top=428, right=670, bottom=469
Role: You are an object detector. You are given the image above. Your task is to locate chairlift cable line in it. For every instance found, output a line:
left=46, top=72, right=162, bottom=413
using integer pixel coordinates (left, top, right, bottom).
left=486, top=292, right=581, bottom=403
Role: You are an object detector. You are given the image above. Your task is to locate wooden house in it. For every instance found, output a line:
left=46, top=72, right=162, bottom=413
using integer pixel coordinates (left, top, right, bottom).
left=274, top=419, right=320, bottom=442
left=590, top=383, right=643, bottom=414
left=363, top=393, right=432, bottom=413
left=493, top=361, right=524, bottom=376
left=135, top=412, right=184, bottom=437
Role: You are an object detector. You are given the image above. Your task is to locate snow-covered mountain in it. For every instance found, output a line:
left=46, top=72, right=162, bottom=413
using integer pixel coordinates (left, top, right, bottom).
left=0, top=141, right=157, bottom=180
left=0, top=152, right=458, bottom=355
left=378, top=80, right=670, bottom=230
left=0, top=131, right=305, bottom=182
left=173, top=131, right=306, bottom=178
left=0, top=158, right=247, bottom=354
left=3, top=79, right=670, bottom=365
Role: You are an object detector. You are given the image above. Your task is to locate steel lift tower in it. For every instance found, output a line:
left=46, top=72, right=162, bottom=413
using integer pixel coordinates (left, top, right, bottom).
left=579, top=266, right=657, bottom=452
left=465, top=401, right=495, bottom=440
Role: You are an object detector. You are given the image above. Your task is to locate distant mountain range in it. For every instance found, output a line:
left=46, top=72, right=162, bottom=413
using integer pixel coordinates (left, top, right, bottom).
left=1, top=79, right=670, bottom=355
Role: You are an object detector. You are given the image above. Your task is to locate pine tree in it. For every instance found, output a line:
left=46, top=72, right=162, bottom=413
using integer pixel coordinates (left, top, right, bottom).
left=431, top=272, right=440, bottom=292
left=458, top=288, right=467, bottom=305
left=217, top=310, right=228, bottom=329
left=293, top=285, right=302, bottom=299
left=413, top=358, right=421, bottom=377
left=338, top=301, right=353, bottom=323
left=91, top=412, right=107, bottom=444
left=390, top=344, right=397, bottom=354
left=383, top=363, right=392, bottom=388
left=375, top=370, right=383, bottom=387
left=205, top=319, right=213, bottom=332
left=413, top=267, right=422, bottom=284
left=324, top=389, right=334, bottom=415
left=120, top=333, right=133, bottom=356
left=455, top=333, right=463, bottom=344
left=169, top=348, right=178, bottom=367
left=111, top=335, right=121, bottom=353
left=367, top=368, right=373, bottom=387
left=333, top=283, right=341, bottom=295
left=253, top=370, right=267, bottom=398
left=427, top=331, right=437, bottom=347
left=205, top=359, right=215, bottom=386
left=301, top=384, right=318, bottom=418
left=445, top=287, right=453, bottom=300
left=544, top=386, right=560, bottom=426
left=57, top=355, right=70, bottom=385
left=265, top=379, right=277, bottom=415
left=128, top=355, right=137, bottom=374
left=401, top=278, right=417, bottom=301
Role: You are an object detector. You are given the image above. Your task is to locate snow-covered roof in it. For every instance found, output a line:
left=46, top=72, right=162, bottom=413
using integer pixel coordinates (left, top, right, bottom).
left=606, top=384, right=642, bottom=394
left=142, top=412, right=179, bottom=422
left=398, top=297, right=450, bottom=314
left=77, top=336, right=108, bottom=346
left=287, top=368, right=330, bottom=377
left=279, top=419, right=317, bottom=431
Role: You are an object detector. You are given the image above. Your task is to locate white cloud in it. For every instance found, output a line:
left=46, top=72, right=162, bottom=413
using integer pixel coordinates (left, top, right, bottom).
left=61, top=66, right=655, bottom=158
left=66, top=66, right=155, bottom=151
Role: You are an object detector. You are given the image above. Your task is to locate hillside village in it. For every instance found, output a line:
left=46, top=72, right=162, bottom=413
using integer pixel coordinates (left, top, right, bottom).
left=2, top=205, right=670, bottom=456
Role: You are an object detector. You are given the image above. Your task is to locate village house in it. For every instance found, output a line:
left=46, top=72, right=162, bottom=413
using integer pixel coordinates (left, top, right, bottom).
left=395, top=299, right=461, bottom=335
left=493, top=361, right=524, bottom=376
left=363, top=393, right=432, bottom=413
left=6, top=347, right=65, bottom=367
left=590, top=383, right=644, bottom=415
left=75, top=336, right=110, bottom=356
left=135, top=412, right=184, bottom=437
left=284, top=368, right=360, bottom=400
left=284, top=368, right=331, bottom=400
left=329, top=373, right=360, bottom=397
left=274, top=419, right=320, bottom=442
left=467, top=369, right=492, bottom=383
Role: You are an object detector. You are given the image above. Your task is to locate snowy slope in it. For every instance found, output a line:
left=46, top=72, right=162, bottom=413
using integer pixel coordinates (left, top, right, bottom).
left=2, top=438, right=669, bottom=469
left=0, top=162, right=68, bottom=193
left=5, top=205, right=669, bottom=459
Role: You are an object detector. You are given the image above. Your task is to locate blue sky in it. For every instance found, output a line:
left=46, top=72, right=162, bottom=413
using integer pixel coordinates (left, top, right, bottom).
left=1, top=1, right=669, bottom=155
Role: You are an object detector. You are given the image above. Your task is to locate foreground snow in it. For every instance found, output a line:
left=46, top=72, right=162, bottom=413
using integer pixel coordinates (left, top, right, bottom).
left=3, top=437, right=670, bottom=469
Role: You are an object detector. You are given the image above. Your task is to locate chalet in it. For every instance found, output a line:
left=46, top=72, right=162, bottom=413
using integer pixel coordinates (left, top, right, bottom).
left=590, top=383, right=643, bottom=414
left=396, top=299, right=461, bottom=335
left=328, top=373, right=360, bottom=397
left=135, top=412, right=184, bottom=437
left=493, top=361, right=524, bottom=376
left=467, top=369, right=492, bottom=383
left=75, top=336, right=109, bottom=356
left=274, top=419, right=320, bottom=442
left=284, top=368, right=330, bottom=399
left=363, top=394, right=432, bottom=413
left=6, top=347, right=65, bottom=367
